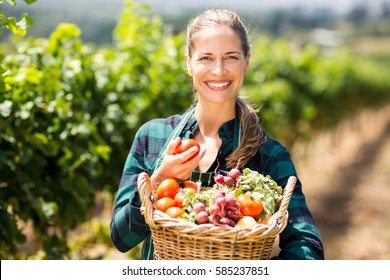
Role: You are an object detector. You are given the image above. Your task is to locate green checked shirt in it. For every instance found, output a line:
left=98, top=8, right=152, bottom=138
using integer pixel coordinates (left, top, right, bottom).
left=110, top=107, right=325, bottom=260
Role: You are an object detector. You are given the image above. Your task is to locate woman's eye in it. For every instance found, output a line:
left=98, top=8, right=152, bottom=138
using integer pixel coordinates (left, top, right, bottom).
left=199, top=57, right=211, bottom=61
left=226, top=55, right=239, bottom=60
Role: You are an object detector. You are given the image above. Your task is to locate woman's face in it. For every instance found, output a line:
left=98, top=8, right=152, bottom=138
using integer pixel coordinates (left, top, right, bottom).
left=186, top=25, right=250, bottom=106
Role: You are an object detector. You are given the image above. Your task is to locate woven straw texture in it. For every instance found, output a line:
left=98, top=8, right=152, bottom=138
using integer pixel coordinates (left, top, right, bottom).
left=138, top=172, right=297, bottom=260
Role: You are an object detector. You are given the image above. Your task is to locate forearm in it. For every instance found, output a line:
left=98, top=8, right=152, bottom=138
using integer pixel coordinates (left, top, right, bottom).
left=110, top=192, right=150, bottom=253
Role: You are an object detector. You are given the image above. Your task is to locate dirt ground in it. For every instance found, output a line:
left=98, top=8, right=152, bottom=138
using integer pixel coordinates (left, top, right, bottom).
left=102, top=104, right=390, bottom=260
left=292, top=104, right=390, bottom=260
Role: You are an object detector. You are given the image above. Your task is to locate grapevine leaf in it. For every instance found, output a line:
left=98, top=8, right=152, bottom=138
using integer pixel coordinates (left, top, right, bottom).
left=7, top=0, right=16, bottom=6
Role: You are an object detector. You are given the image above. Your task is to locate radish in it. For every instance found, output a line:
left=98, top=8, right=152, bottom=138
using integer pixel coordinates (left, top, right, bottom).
left=225, top=206, right=243, bottom=222
left=209, top=215, right=221, bottom=226
left=228, top=157, right=243, bottom=180
left=219, top=217, right=235, bottom=227
left=209, top=205, right=223, bottom=216
left=196, top=211, right=209, bottom=224
left=228, top=168, right=240, bottom=180
left=214, top=174, right=224, bottom=184
left=223, top=176, right=235, bottom=185
left=225, top=195, right=236, bottom=207
left=214, top=196, right=226, bottom=208
left=212, top=191, right=224, bottom=200
left=192, top=202, right=206, bottom=214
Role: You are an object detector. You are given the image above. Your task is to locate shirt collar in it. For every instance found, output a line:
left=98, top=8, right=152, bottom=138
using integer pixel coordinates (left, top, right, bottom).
left=218, top=117, right=237, bottom=142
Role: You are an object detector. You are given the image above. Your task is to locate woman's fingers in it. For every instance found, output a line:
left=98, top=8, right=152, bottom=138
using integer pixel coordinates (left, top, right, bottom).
left=176, top=146, right=200, bottom=163
left=165, top=137, right=181, bottom=155
left=153, top=138, right=206, bottom=182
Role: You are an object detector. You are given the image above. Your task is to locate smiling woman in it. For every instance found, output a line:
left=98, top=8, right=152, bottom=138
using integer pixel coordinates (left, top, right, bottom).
left=110, top=8, right=325, bottom=260
left=186, top=25, right=249, bottom=107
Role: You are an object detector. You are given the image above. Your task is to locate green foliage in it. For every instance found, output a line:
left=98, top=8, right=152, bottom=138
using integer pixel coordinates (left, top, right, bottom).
left=244, top=37, right=390, bottom=146
left=67, top=217, right=111, bottom=260
left=0, top=0, right=36, bottom=36
left=0, top=22, right=111, bottom=258
left=1, top=0, right=389, bottom=259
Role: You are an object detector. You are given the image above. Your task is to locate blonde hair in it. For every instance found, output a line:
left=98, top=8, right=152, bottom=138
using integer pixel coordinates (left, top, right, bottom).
left=186, top=9, right=264, bottom=169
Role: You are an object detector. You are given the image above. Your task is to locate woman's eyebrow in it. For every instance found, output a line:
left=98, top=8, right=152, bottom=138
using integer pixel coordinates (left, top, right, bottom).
left=198, top=51, right=241, bottom=55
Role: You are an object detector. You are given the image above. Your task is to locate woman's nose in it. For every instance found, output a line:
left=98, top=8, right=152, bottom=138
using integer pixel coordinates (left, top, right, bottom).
left=211, top=60, right=226, bottom=75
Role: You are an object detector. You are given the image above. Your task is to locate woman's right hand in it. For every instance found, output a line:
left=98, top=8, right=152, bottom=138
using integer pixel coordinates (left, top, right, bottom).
left=150, top=137, right=205, bottom=185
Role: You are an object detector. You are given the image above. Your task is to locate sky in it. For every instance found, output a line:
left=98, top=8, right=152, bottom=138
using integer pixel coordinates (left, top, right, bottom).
left=134, top=0, right=389, bottom=15
left=4, top=0, right=388, bottom=44
left=21, top=0, right=388, bottom=15
left=11, top=0, right=390, bottom=18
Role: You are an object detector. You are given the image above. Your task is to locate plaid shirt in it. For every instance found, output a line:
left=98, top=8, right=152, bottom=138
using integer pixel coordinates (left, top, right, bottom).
left=110, top=109, right=325, bottom=260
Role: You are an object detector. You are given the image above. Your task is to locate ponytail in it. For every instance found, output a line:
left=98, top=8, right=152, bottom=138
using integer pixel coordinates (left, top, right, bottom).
left=226, top=96, right=264, bottom=168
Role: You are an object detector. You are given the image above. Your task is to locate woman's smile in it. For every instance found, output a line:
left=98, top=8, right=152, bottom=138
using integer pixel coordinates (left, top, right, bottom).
left=205, top=80, right=232, bottom=90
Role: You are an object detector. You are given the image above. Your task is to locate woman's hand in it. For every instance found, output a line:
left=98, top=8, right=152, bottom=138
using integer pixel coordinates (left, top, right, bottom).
left=150, top=137, right=205, bottom=185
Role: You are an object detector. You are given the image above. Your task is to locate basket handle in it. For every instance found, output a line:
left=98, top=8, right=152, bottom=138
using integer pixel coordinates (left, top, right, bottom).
left=279, top=176, right=297, bottom=213
left=137, top=172, right=157, bottom=228
left=269, top=176, right=297, bottom=224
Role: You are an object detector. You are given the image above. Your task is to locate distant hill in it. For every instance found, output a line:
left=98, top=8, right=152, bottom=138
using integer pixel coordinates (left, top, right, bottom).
left=2, top=0, right=389, bottom=45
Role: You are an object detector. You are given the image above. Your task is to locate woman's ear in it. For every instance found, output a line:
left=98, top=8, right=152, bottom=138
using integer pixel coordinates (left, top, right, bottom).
left=244, top=53, right=251, bottom=75
left=186, top=54, right=193, bottom=77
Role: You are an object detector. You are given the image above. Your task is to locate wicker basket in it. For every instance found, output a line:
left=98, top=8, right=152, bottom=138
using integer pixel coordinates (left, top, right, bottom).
left=137, top=172, right=297, bottom=260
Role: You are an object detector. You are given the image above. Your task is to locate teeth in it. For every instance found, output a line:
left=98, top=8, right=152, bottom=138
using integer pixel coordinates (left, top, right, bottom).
left=208, top=81, right=230, bottom=88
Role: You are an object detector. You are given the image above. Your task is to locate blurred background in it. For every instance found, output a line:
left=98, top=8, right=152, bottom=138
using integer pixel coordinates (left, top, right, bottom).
left=1, top=0, right=389, bottom=260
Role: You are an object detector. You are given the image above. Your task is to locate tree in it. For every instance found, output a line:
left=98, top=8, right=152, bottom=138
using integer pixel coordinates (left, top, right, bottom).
left=0, top=0, right=36, bottom=36
left=347, top=3, right=368, bottom=24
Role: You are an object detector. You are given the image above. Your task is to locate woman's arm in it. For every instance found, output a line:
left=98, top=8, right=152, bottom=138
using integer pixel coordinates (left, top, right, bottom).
left=110, top=127, right=152, bottom=253
left=265, top=142, right=325, bottom=260
left=273, top=178, right=325, bottom=259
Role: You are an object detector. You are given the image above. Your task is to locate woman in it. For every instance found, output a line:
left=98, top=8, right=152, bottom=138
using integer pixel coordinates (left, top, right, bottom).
left=110, top=9, right=325, bottom=260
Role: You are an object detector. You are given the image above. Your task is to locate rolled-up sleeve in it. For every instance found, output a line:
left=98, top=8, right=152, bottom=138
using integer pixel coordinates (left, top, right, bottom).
left=110, top=129, right=151, bottom=253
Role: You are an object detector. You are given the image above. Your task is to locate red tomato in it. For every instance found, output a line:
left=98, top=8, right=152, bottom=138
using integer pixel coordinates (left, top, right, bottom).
left=154, top=197, right=175, bottom=212
left=236, top=194, right=263, bottom=218
left=156, top=178, right=180, bottom=199
left=174, top=191, right=185, bottom=208
left=182, top=180, right=199, bottom=192
left=174, top=139, right=200, bottom=160
left=165, top=207, right=184, bottom=218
